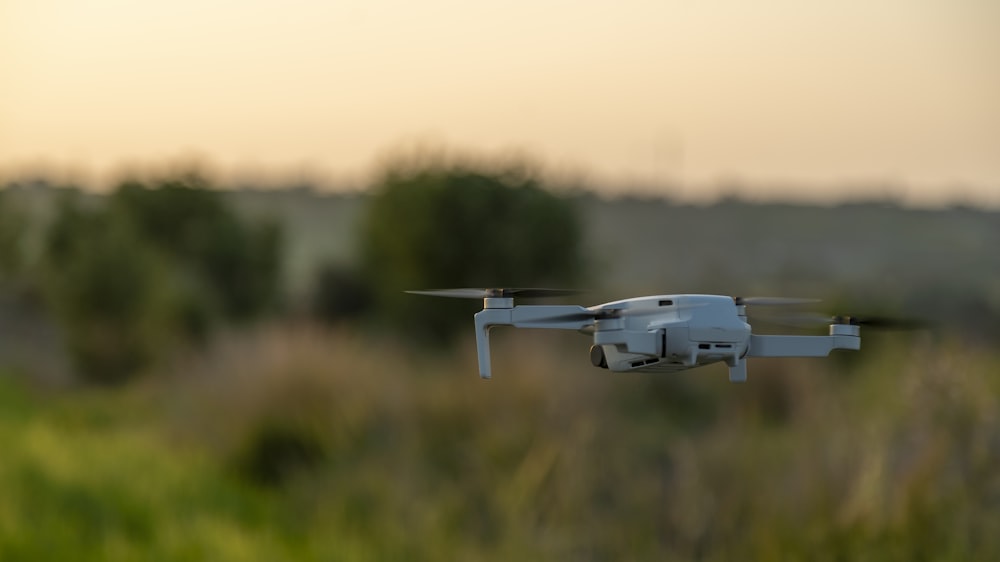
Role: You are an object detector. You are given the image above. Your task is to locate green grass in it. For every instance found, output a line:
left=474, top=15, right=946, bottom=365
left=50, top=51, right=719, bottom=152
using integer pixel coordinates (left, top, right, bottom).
left=0, top=377, right=292, bottom=561
left=1, top=328, right=999, bottom=561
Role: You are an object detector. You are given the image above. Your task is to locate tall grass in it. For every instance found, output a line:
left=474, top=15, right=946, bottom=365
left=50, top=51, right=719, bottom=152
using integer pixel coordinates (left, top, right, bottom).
left=1, top=326, right=998, bottom=560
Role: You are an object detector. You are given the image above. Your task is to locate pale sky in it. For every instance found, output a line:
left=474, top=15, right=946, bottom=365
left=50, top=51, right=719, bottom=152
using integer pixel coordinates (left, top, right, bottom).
left=2, top=0, right=998, bottom=205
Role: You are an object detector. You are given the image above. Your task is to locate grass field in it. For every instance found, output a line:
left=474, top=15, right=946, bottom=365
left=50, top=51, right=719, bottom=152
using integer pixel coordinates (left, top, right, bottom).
left=1, top=182, right=998, bottom=559
left=2, top=324, right=998, bottom=561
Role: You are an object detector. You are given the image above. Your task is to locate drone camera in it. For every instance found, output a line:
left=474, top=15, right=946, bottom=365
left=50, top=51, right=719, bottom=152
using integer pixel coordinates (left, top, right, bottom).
left=589, top=345, right=608, bottom=368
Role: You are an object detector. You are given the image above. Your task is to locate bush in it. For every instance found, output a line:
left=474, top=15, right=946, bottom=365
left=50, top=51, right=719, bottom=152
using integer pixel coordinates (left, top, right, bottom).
left=42, top=177, right=284, bottom=384
left=310, top=262, right=374, bottom=324
left=232, top=420, right=327, bottom=487
left=111, top=176, right=282, bottom=321
left=0, top=190, right=27, bottom=280
left=359, top=155, right=584, bottom=342
left=43, top=193, right=173, bottom=384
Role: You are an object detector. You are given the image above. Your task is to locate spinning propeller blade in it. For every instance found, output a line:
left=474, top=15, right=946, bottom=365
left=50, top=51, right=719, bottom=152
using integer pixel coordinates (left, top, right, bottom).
left=406, top=288, right=581, bottom=299
left=763, top=313, right=926, bottom=330
left=832, top=315, right=926, bottom=330
left=734, top=296, right=820, bottom=306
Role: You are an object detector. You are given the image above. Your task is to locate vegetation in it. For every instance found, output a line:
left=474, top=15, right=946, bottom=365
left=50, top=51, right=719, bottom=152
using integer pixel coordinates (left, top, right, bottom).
left=111, top=177, right=282, bottom=322
left=358, top=156, right=584, bottom=341
left=39, top=176, right=282, bottom=383
left=309, top=262, right=373, bottom=325
left=1, top=168, right=999, bottom=559
left=43, top=197, right=173, bottom=383
left=0, top=328, right=998, bottom=561
left=0, top=190, right=26, bottom=279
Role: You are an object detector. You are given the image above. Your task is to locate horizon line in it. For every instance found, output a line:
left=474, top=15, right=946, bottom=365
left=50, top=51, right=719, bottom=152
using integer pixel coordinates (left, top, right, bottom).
left=1, top=157, right=997, bottom=212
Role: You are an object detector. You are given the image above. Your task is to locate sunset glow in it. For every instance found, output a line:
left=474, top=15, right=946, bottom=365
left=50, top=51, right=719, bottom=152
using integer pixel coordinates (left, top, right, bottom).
left=2, top=0, right=998, bottom=205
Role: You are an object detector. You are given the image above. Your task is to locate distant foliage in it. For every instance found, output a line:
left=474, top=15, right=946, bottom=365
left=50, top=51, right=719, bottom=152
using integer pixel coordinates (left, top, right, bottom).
left=0, top=191, right=26, bottom=279
left=310, top=262, right=374, bottom=324
left=42, top=176, right=283, bottom=384
left=111, top=176, right=282, bottom=321
left=232, top=420, right=327, bottom=487
left=359, top=157, right=584, bottom=341
left=44, top=198, right=171, bottom=384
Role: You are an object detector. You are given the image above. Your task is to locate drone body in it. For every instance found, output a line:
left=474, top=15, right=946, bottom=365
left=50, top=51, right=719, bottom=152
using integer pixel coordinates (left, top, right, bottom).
left=408, top=289, right=864, bottom=382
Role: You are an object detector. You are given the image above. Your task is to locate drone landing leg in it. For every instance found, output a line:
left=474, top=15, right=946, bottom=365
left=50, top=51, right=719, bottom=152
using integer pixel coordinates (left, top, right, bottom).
left=474, top=309, right=512, bottom=380
left=473, top=305, right=596, bottom=380
left=728, top=358, right=747, bottom=382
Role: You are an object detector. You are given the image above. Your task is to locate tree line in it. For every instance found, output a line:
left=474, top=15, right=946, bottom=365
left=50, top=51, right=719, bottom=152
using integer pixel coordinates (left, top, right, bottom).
left=0, top=158, right=585, bottom=384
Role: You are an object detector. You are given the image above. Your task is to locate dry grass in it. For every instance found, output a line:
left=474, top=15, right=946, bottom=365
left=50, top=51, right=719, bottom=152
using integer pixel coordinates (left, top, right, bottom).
left=64, top=324, right=991, bottom=560
left=1, top=321, right=997, bottom=560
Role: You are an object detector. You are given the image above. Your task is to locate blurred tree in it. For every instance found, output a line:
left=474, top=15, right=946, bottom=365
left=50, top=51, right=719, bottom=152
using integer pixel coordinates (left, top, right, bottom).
left=42, top=176, right=284, bottom=384
left=0, top=191, right=26, bottom=280
left=43, top=192, right=172, bottom=384
left=359, top=157, right=584, bottom=341
left=232, top=419, right=327, bottom=487
left=310, top=262, right=374, bottom=324
left=111, top=175, right=282, bottom=321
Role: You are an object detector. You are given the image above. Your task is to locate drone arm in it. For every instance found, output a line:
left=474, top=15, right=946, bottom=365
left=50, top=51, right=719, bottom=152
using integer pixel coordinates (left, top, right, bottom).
left=474, top=305, right=595, bottom=379
left=747, top=327, right=860, bottom=358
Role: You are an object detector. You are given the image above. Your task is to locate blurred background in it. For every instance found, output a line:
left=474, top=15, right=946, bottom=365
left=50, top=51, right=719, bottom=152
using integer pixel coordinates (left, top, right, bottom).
left=1, top=1, right=999, bottom=560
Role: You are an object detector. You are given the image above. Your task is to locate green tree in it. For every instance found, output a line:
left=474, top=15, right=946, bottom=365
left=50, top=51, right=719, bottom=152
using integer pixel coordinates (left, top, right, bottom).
left=111, top=175, right=282, bottom=321
left=359, top=157, right=584, bottom=341
left=0, top=190, right=26, bottom=280
left=42, top=176, right=284, bottom=384
left=310, top=262, right=373, bottom=324
left=43, top=192, right=173, bottom=384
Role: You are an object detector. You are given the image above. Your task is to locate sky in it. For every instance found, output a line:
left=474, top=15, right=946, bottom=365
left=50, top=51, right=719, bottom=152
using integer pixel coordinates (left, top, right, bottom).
left=2, top=0, right=998, bottom=205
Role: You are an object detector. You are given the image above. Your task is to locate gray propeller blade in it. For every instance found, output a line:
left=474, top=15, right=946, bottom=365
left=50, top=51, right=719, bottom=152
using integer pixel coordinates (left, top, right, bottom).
left=527, top=305, right=695, bottom=323
left=833, top=315, right=927, bottom=330
left=760, top=312, right=926, bottom=330
left=734, top=296, right=820, bottom=306
left=406, top=288, right=494, bottom=299
left=586, top=301, right=711, bottom=320
left=501, top=288, right=582, bottom=298
left=406, top=288, right=582, bottom=299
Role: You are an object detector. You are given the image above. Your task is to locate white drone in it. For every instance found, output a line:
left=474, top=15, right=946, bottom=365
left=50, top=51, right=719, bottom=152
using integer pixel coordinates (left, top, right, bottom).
left=408, top=288, right=912, bottom=382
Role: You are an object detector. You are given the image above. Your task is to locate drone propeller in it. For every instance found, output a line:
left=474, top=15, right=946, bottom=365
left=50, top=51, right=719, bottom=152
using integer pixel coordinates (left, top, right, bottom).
left=589, top=301, right=712, bottom=319
left=831, top=315, right=926, bottom=330
left=406, top=288, right=581, bottom=299
left=733, top=296, right=820, bottom=306
left=764, top=312, right=926, bottom=330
